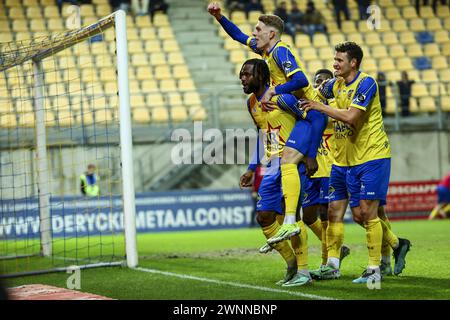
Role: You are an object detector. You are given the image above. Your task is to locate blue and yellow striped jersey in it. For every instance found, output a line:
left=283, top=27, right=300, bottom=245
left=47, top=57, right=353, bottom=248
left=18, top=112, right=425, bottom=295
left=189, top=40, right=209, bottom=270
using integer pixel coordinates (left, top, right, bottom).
left=317, top=71, right=391, bottom=166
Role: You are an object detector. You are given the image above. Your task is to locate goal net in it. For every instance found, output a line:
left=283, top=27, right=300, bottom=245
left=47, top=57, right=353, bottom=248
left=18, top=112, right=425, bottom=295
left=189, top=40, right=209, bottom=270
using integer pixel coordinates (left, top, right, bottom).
left=0, top=10, right=137, bottom=278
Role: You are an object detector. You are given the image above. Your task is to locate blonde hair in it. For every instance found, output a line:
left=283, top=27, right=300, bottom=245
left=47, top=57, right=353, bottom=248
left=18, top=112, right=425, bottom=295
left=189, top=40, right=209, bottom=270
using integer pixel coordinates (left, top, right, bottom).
left=258, top=14, right=284, bottom=35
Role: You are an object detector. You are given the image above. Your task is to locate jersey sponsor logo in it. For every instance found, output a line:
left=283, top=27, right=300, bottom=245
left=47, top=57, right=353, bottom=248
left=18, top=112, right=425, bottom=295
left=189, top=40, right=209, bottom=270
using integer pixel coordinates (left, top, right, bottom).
left=356, top=93, right=366, bottom=103
left=347, top=89, right=354, bottom=99
left=287, top=139, right=296, bottom=144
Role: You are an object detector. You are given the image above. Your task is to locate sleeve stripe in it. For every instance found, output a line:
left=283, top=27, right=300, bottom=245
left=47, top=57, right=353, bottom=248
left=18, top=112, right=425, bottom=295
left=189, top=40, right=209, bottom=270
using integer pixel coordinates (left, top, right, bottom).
left=286, top=69, right=301, bottom=78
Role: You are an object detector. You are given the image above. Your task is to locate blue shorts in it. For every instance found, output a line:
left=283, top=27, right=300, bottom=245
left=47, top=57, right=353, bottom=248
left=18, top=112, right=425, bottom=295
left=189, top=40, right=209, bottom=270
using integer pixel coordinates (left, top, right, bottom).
left=437, top=185, right=450, bottom=203
left=329, top=159, right=390, bottom=208
left=347, top=158, right=391, bottom=208
left=257, top=158, right=283, bottom=214
left=300, top=173, right=330, bottom=208
left=285, top=120, right=312, bottom=156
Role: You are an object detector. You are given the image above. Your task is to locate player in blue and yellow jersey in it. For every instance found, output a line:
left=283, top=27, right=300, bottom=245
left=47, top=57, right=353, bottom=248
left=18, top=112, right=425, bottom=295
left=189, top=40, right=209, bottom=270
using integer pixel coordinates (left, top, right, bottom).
left=207, top=2, right=324, bottom=243
left=238, top=58, right=314, bottom=287
left=301, top=42, right=411, bottom=283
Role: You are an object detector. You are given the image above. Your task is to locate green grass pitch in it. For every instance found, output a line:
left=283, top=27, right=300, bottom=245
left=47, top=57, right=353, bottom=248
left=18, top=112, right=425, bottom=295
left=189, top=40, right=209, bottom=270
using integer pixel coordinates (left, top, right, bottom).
left=3, top=219, right=450, bottom=300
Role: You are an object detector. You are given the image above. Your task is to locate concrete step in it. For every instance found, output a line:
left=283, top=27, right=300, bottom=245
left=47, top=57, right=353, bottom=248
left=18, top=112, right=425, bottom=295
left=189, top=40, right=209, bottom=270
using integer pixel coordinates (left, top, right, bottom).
left=182, top=43, right=224, bottom=56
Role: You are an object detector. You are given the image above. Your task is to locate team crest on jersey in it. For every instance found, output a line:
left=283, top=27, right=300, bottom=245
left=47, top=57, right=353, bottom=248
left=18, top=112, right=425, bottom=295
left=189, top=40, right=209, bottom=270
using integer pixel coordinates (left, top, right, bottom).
left=356, top=93, right=366, bottom=103
left=347, top=89, right=354, bottom=99
left=282, top=61, right=293, bottom=73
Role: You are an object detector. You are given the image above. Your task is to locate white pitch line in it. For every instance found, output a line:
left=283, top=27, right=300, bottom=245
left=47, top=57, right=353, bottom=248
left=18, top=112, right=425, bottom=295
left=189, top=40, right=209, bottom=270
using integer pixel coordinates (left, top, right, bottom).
left=134, top=267, right=337, bottom=300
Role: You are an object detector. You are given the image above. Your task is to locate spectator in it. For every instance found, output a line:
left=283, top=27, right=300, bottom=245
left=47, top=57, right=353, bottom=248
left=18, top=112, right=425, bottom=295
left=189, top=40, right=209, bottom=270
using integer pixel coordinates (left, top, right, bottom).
left=149, top=0, right=169, bottom=22
left=396, top=71, right=414, bottom=117
left=132, top=0, right=149, bottom=15
left=332, top=0, right=350, bottom=29
left=356, top=0, right=371, bottom=20
left=80, top=164, right=100, bottom=197
left=301, top=1, right=327, bottom=39
left=377, top=72, right=387, bottom=117
left=415, top=0, right=447, bottom=15
left=429, top=172, right=450, bottom=219
left=273, top=1, right=289, bottom=24
left=109, top=0, right=130, bottom=12
left=286, top=1, right=303, bottom=41
left=245, top=0, right=264, bottom=19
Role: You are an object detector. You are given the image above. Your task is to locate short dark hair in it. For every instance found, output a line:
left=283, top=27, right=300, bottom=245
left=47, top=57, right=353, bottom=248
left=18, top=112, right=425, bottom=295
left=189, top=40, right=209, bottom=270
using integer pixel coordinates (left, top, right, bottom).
left=259, top=14, right=284, bottom=35
left=241, top=59, right=270, bottom=86
left=335, top=41, right=363, bottom=69
left=314, top=68, right=333, bottom=78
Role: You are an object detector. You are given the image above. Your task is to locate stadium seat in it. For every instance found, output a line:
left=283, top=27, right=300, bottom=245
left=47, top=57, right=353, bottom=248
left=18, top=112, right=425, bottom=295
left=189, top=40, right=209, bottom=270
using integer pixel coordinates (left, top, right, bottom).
left=158, top=27, right=175, bottom=40
left=398, top=31, right=416, bottom=45
left=172, top=65, right=190, bottom=80
left=411, top=83, right=429, bottom=97
left=386, top=98, right=396, bottom=115
left=418, top=97, right=436, bottom=112
left=128, top=40, right=143, bottom=54
left=434, top=30, right=449, bottom=43
left=30, top=20, right=47, bottom=32
left=429, top=83, right=447, bottom=96
left=385, top=7, right=401, bottom=20
left=386, top=71, right=401, bottom=82
left=392, top=19, right=408, bottom=32
left=307, top=61, right=324, bottom=73
left=154, top=65, right=172, bottom=80
left=130, top=95, right=146, bottom=108
left=104, top=81, right=118, bottom=94
left=329, top=33, right=345, bottom=45
left=299, top=48, right=318, bottom=61
left=163, top=39, right=180, bottom=53
left=12, top=20, right=29, bottom=32
left=378, top=58, right=396, bottom=72
left=0, top=22, right=11, bottom=33
left=150, top=52, right=167, bottom=66
left=146, top=93, right=165, bottom=107
left=140, top=27, right=157, bottom=40
left=414, top=57, right=432, bottom=70
left=230, top=11, right=247, bottom=25
left=361, top=58, right=377, bottom=73
left=419, top=6, right=435, bottom=18
left=139, top=80, right=158, bottom=93
left=396, top=57, right=414, bottom=71
left=248, top=11, right=263, bottom=22
left=422, top=70, right=438, bottom=82
left=167, top=93, right=183, bottom=106
left=410, top=19, right=426, bottom=32
left=389, top=44, right=406, bottom=58
left=230, top=50, right=246, bottom=64
left=171, top=106, right=188, bottom=122
left=295, top=34, right=312, bottom=47
left=426, top=17, right=442, bottom=31
left=159, top=79, right=177, bottom=92
left=371, top=45, right=388, bottom=58
left=381, top=31, right=399, bottom=45
left=127, top=28, right=140, bottom=41
left=44, top=6, right=60, bottom=18
left=131, top=53, right=149, bottom=67
left=406, top=44, right=424, bottom=58
left=178, top=79, right=196, bottom=92
left=18, top=112, right=36, bottom=127
left=436, top=5, right=450, bottom=18
left=347, top=32, right=364, bottom=44
left=409, top=97, right=420, bottom=113
left=168, top=52, right=185, bottom=66
left=26, top=7, right=42, bottom=19
left=151, top=107, right=169, bottom=122
left=342, top=21, right=357, bottom=33
left=224, top=37, right=242, bottom=50
left=313, top=34, right=329, bottom=48
left=135, top=16, right=152, bottom=28
left=189, top=106, right=207, bottom=121
left=99, top=68, right=116, bottom=82
left=96, top=4, right=110, bottom=17
left=0, top=114, right=17, bottom=128
left=318, top=47, right=333, bottom=61
left=365, top=32, right=381, bottom=45
left=441, top=96, right=450, bottom=111
left=23, top=0, right=39, bottom=6
left=184, top=91, right=202, bottom=106
left=144, top=39, right=162, bottom=53
left=133, top=108, right=151, bottom=123
left=47, top=18, right=64, bottom=31
left=402, top=7, right=418, bottom=19
left=135, top=66, right=153, bottom=80
left=432, top=56, right=448, bottom=69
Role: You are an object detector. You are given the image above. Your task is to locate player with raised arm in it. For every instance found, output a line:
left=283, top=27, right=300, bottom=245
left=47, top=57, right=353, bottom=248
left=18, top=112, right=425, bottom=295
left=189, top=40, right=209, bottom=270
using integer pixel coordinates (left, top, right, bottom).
left=300, top=42, right=411, bottom=283
left=208, top=2, right=325, bottom=244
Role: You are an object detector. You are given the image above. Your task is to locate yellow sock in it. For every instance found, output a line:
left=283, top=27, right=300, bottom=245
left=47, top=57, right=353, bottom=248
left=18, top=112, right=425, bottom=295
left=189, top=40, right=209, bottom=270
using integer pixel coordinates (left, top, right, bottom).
left=429, top=206, right=440, bottom=219
left=307, top=218, right=322, bottom=241
left=321, top=220, right=328, bottom=265
left=364, top=217, right=383, bottom=267
left=380, top=216, right=393, bottom=257
left=291, top=220, right=308, bottom=270
left=262, top=221, right=296, bottom=265
left=326, top=221, right=344, bottom=260
left=380, top=218, right=399, bottom=249
left=281, top=163, right=301, bottom=215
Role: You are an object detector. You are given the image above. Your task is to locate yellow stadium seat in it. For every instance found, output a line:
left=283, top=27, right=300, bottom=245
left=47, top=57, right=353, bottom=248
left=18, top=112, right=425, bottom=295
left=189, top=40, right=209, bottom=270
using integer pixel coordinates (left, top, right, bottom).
left=433, top=56, right=448, bottom=69
left=329, top=33, right=345, bottom=45
left=44, top=6, right=60, bottom=18
left=135, top=66, right=153, bottom=80
left=163, top=39, right=180, bottom=53
left=385, top=7, right=401, bottom=20
left=23, top=0, right=39, bottom=6
left=153, top=13, right=170, bottom=27
left=96, top=4, right=110, bottom=16
left=47, top=18, right=65, bottom=31
left=230, top=49, right=246, bottom=64
left=144, top=39, right=162, bottom=53
left=129, top=80, right=141, bottom=94
left=237, top=23, right=252, bottom=35
left=325, top=21, right=340, bottom=34
left=281, top=35, right=294, bottom=47
left=424, top=43, right=440, bottom=57
left=136, top=15, right=152, bottom=28
left=178, top=78, right=196, bottom=91
left=402, top=7, right=418, bottom=19
left=406, top=44, right=423, bottom=57
left=248, top=11, right=262, bottom=22
left=140, top=79, right=159, bottom=92
left=9, top=7, right=25, bottom=19
left=80, top=4, right=95, bottom=17
left=158, top=27, right=174, bottom=40
left=172, top=65, right=190, bottom=79
left=307, top=61, right=324, bottom=73
left=104, top=81, right=117, bottom=94
left=99, top=68, right=116, bottom=82
left=378, top=58, right=396, bottom=72
left=184, top=91, right=201, bottom=106
left=130, top=95, right=146, bottom=108
left=168, top=52, right=185, bottom=66
left=171, top=106, right=188, bottom=122
left=154, top=65, right=172, bottom=80
left=146, top=93, right=165, bottom=107
left=18, top=112, right=36, bottom=127
left=409, top=18, right=426, bottom=32
left=0, top=114, right=17, bottom=128
left=409, top=97, right=420, bottom=113
left=159, top=79, right=177, bottom=92
left=30, top=20, right=46, bottom=32
left=48, top=83, right=66, bottom=96
left=361, top=58, right=377, bottom=73
left=128, top=40, right=143, bottom=54
left=419, top=97, right=436, bottom=112
left=81, top=69, right=99, bottom=82
left=140, top=27, right=157, bottom=40
left=442, top=42, right=450, bottom=55
left=386, top=71, right=401, bottom=82
left=371, top=45, right=388, bottom=58
left=381, top=32, right=399, bottom=45
left=189, top=106, right=207, bottom=121
left=347, top=32, right=363, bottom=44
left=132, top=53, right=149, bottom=66
left=133, top=108, right=151, bottom=123
left=386, top=98, right=396, bottom=115
left=396, top=57, right=414, bottom=71
left=392, top=19, right=408, bottom=32
left=312, top=34, right=329, bottom=48
left=435, top=30, right=449, bottom=43
left=341, top=21, right=357, bottom=33
left=0, top=22, right=10, bottom=33
left=167, top=93, right=183, bottom=106
left=398, top=31, right=416, bottom=45
left=152, top=107, right=169, bottom=122
left=365, top=32, right=381, bottom=45
left=419, top=6, right=435, bottom=18
left=126, top=28, right=139, bottom=41
left=426, top=18, right=442, bottom=31
left=12, top=20, right=29, bottom=32
left=230, top=11, right=247, bottom=24
left=318, top=47, right=333, bottom=61
left=411, top=83, right=429, bottom=97
left=26, top=7, right=42, bottom=19
left=429, top=83, right=447, bottom=96
left=389, top=44, right=406, bottom=58
left=295, top=34, right=312, bottom=47
left=436, top=5, right=450, bottom=18
left=299, top=48, right=318, bottom=61
left=224, top=37, right=242, bottom=50
left=150, top=52, right=166, bottom=66
left=422, top=70, right=438, bottom=82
